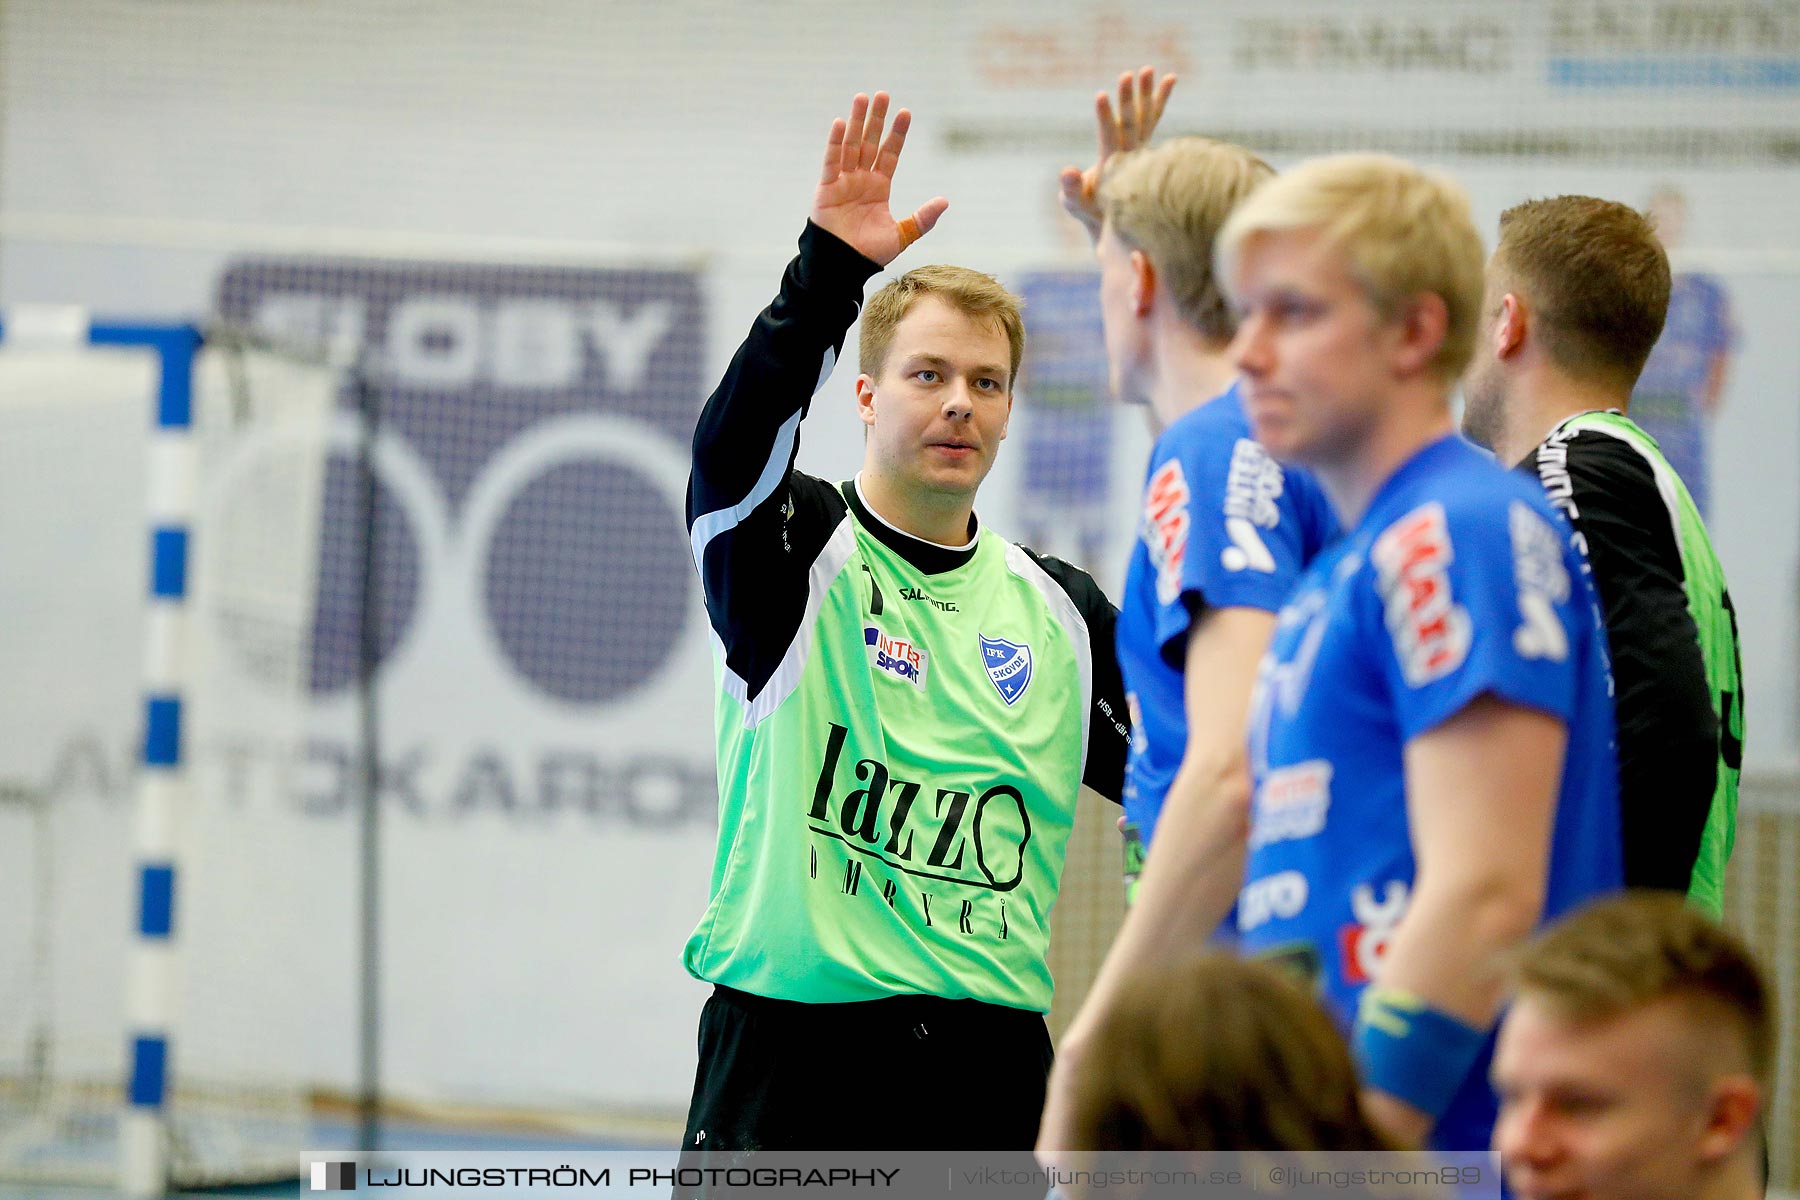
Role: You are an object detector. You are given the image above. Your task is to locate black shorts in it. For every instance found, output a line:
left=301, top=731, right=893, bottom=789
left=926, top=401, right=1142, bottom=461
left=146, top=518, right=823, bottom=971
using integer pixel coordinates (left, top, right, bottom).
left=680, top=984, right=1054, bottom=1152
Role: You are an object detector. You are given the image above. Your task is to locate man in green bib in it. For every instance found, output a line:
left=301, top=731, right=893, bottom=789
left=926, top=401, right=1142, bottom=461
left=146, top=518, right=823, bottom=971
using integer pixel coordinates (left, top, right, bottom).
left=681, top=92, right=1130, bottom=1151
left=1462, top=195, right=1744, bottom=917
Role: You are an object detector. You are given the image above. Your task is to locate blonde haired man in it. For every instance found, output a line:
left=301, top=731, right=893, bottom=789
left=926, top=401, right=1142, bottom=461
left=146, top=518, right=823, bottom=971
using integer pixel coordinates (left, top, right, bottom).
left=682, top=92, right=1130, bottom=1151
left=1037, top=69, right=1336, bottom=1157
left=1493, top=893, right=1771, bottom=1200
left=1218, top=154, right=1622, bottom=1151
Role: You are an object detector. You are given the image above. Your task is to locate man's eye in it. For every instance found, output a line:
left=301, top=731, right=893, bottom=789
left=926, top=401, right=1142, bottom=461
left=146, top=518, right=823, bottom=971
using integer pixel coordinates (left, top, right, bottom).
left=1552, top=1094, right=1610, bottom=1117
left=975, top=378, right=1001, bottom=391
left=916, top=369, right=939, bottom=383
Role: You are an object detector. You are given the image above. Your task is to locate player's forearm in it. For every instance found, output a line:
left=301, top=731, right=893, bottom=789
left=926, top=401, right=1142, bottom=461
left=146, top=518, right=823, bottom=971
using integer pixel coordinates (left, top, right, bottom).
left=1355, top=870, right=1543, bottom=1147
left=1068, top=602, right=1268, bottom=1009
left=1353, top=863, right=1540, bottom=1144
left=1066, top=755, right=1248, bottom=1044
left=1041, top=756, right=1246, bottom=1157
left=1128, top=752, right=1250, bottom=951
left=1374, top=867, right=1544, bottom=1031
left=1386, top=700, right=1560, bottom=1028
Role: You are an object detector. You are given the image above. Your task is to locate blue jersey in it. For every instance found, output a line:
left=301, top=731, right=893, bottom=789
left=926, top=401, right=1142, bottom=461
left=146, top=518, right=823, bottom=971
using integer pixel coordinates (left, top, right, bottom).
left=1117, top=383, right=1337, bottom=844
left=1238, top=434, right=1622, bottom=1152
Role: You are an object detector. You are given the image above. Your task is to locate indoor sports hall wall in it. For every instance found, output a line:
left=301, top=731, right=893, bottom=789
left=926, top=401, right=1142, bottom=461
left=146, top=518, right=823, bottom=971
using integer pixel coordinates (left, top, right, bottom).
left=0, top=0, right=1796, bottom=1165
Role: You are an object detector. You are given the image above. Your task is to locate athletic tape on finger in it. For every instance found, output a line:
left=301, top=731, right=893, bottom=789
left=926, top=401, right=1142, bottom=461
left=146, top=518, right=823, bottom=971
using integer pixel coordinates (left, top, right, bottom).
left=897, top=217, right=922, bottom=251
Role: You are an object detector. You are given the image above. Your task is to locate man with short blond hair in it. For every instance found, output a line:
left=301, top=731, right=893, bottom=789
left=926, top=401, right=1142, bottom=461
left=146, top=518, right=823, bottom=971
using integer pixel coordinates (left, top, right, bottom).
left=1036, top=71, right=1337, bottom=1158
left=858, top=262, right=1026, bottom=387
left=1493, top=893, right=1771, bottom=1200
left=1097, top=134, right=1274, bottom=342
left=1217, top=153, right=1622, bottom=1152
left=682, top=91, right=1129, bottom=1152
left=1477, top=198, right=1668, bottom=376
left=1462, top=194, right=1743, bottom=916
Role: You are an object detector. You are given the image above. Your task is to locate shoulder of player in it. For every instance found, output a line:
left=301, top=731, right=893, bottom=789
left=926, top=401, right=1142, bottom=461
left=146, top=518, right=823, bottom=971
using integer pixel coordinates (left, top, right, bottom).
left=1553, top=425, right=1664, bottom=491
left=1532, top=423, right=1670, bottom=517
left=1367, top=462, right=1554, bottom=568
left=1146, top=396, right=1295, bottom=505
left=1012, top=543, right=1116, bottom=620
left=787, top=469, right=846, bottom=514
left=1390, top=446, right=1545, bottom=523
left=767, top=469, right=848, bottom=545
left=1156, top=385, right=1251, bottom=449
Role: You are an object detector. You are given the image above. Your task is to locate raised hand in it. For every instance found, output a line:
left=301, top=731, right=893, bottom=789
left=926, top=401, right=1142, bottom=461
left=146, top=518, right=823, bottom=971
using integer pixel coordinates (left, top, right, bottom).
left=812, top=92, right=949, bottom=268
left=1058, top=66, right=1178, bottom=242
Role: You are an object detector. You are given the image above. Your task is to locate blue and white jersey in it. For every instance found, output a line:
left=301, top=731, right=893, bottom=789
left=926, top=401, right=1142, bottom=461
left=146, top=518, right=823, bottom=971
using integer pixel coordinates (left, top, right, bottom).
left=1238, top=434, right=1622, bottom=1152
left=1116, top=382, right=1337, bottom=844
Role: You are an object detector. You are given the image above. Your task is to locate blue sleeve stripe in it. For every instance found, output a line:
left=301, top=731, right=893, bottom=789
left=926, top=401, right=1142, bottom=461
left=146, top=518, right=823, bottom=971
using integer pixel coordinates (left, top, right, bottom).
left=137, top=864, right=175, bottom=938
left=143, top=694, right=182, bottom=767
left=150, top=527, right=188, bottom=598
left=128, top=1035, right=168, bottom=1107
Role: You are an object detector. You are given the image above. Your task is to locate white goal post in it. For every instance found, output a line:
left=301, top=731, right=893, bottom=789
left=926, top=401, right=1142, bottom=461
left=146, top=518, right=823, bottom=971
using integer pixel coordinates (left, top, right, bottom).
left=0, top=310, right=336, bottom=1195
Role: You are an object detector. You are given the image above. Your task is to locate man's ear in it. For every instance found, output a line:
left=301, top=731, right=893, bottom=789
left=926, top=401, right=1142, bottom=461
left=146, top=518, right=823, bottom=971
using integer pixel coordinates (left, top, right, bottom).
left=1391, top=290, right=1451, bottom=377
left=1131, top=249, right=1156, bottom=317
left=1695, top=1076, right=1763, bottom=1166
left=1494, top=292, right=1528, bottom=361
left=855, top=373, right=878, bottom=427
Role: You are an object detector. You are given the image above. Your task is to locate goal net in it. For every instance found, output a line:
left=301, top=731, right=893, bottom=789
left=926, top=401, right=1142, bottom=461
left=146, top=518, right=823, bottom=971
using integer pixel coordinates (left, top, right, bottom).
left=0, top=328, right=336, bottom=1188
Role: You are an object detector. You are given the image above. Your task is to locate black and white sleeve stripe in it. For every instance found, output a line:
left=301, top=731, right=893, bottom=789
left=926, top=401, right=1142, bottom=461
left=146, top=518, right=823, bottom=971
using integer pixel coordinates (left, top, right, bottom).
left=686, top=223, right=878, bottom=704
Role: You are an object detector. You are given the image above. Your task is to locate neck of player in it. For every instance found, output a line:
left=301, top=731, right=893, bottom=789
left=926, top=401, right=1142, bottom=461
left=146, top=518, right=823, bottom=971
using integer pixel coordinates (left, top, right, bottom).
left=1707, top=1148, right=1766, bottom=1200
left=1146, top=324, right=1238, bottom=432
left=1318, top=382, right=1457, bottom=528
left=858, top=470, right=977, bottom=547
left=1492, top=365, right=1632, bottom=466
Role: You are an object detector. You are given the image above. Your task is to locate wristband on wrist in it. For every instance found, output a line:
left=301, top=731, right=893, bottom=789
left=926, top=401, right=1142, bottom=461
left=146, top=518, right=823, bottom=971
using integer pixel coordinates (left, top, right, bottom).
left=1351, top=986, right=1489, bottom=1121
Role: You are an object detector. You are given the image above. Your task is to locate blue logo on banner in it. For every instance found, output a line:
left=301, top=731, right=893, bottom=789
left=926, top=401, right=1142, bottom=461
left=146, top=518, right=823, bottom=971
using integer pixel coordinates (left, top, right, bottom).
left=979, top=635, right=1032, bottom=706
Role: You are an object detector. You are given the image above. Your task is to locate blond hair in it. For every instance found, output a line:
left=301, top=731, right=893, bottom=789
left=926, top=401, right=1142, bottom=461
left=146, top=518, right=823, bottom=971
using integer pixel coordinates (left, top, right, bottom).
left=1510, top=893, right=1774, bottom=1088
left=1493, top=195, right=1671, bottom=388
left=1064, top=954, right=1390, bottom=1151
left=858, top=264, right=1025, bottom=385
left=1099, top=137, right=1275, bottom=342
left=1216, top=153, right=1487, bottom=382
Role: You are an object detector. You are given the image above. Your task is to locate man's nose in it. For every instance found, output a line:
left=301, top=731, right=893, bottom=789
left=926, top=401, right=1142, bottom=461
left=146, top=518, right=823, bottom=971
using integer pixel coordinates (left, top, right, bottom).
left=1495, top=1097, right=1560, bottom=1172
left=1230, top=311, right=1271, bottom=376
